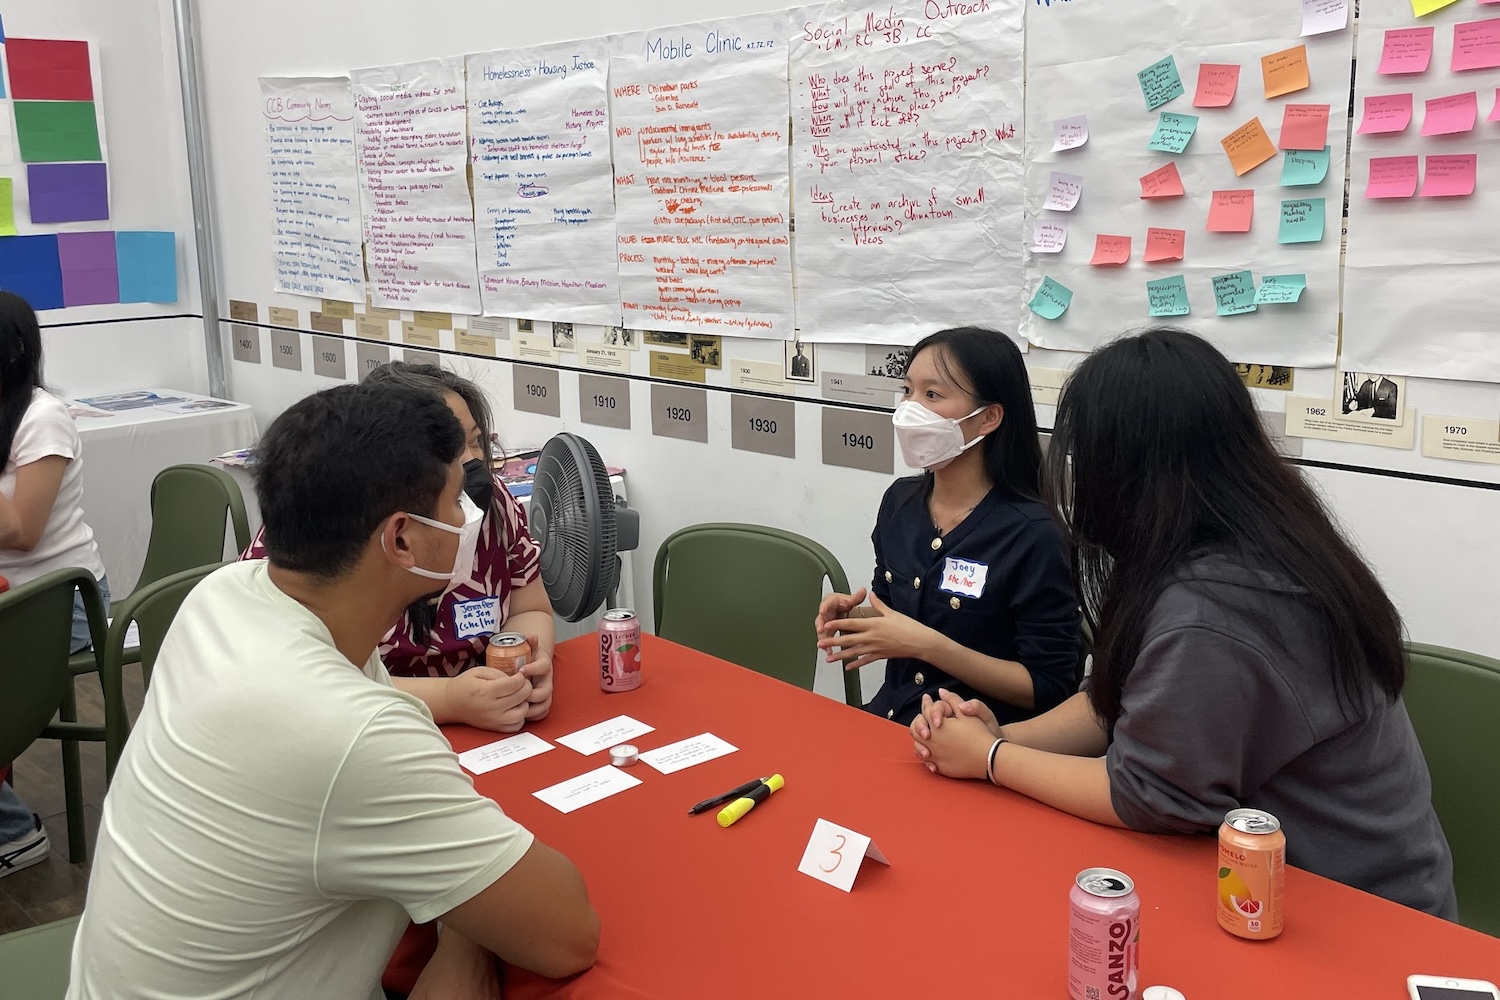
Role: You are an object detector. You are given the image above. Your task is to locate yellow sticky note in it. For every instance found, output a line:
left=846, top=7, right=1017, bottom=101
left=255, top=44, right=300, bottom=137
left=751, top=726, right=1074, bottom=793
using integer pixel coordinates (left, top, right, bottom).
left=1262, top=45, right=1310, bottom=99
left=1411, top=0, right=1461, bottom=16
left=0, top=178, right=15, bottom=236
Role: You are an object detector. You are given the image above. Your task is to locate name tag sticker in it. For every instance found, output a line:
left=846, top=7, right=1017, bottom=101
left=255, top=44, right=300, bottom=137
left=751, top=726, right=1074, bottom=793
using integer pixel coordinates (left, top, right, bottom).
left=453, top=598, right=499, bottom=639
left=939, top=558, right=988, bottom=599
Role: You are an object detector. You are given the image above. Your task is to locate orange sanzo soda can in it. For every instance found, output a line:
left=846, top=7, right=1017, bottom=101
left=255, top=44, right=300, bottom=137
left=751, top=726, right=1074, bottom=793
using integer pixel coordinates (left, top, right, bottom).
left=484, top=633, right=532, bottom=675
left=1217, top=808, right=1286, bottom=940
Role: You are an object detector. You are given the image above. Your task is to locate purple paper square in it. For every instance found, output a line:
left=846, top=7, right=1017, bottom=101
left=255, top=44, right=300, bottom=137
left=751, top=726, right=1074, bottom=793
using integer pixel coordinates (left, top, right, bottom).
left=57, top=231, right=119, bottom=307
left=27, top=162, right=110, bottom=223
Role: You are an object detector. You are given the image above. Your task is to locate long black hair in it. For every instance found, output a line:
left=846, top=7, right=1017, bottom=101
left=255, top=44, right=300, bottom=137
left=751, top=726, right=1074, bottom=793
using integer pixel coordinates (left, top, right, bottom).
left=903, top=327, right=1043, bottom=501
left=0, top=292, right=45, bottom=471
left=1046, top=328, right=1406, bottom=730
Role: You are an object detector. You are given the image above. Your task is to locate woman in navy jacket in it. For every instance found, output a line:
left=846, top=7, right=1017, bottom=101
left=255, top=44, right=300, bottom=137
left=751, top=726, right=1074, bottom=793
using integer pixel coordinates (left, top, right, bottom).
left=817, top=327, right=1079, bottom=727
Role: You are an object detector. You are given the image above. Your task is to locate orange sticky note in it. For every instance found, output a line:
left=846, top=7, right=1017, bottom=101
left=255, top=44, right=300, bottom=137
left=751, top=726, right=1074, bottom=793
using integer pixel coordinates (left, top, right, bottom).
left=1279, top=104, right=1331, bottom=150
left=1193, top=63, right=1241, bottom=107
left=1144, top=227, right=1186, bottom=262
left=1221, top=118, right=1278, bottom=176
left=1261, top=45, right=1311, bottom=99
left=1207, top=190, right=1255, bottom=232
left=1139, top=162, right=1186, bottom=199
left=1089, top=235, right=1132, bottom=266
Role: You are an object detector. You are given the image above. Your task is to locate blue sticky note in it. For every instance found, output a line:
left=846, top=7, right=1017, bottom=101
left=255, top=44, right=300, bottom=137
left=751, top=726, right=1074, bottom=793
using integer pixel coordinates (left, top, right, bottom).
left=1280, top=146, right=1330, bottom=187
left=1028, top=276, right=1073, bottom=320
left=1146, top=275, right=1190, bottom=317
left=1278, top=198, right=1325, bottom=244
left=1211, top=271, right=1258, bottom=316
left=115, top=231, right=177, bottom=303
left=0, top=234, right=65, bottom=311
left=1148, top=112, right=1199, bottom=153
left=1137, top=56, right=1185, bottom=111
left=1254, top=274, right=1307, bottom=305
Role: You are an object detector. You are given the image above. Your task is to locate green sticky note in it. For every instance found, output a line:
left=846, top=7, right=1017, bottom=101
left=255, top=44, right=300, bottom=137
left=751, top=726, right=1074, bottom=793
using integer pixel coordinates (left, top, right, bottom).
left=1146, top=275, right=1190, bottom=317
left=14, top=101, right=102, bottom=163
left=1138, top=56, right=1185, bottom=111
left=1028, top=277, right=1073, bottom=320
left=1148, top=112, right=1199, bottom=153
left=1278, top=198, right=1325, bottom=244
left=0, top=178, right=14, bottom=236
left=1254, top=274, right=1307, bottom=305
left=1212, top=271, right=1258, bottom=316
left=1280, top=146, right=1330, bottom=187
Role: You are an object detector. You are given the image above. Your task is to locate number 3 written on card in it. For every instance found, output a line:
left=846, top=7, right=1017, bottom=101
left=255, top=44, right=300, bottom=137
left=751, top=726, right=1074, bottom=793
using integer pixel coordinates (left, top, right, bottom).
left=797, top=819, right=889, bottom=892
left=820, top=834, right=847, bottom=873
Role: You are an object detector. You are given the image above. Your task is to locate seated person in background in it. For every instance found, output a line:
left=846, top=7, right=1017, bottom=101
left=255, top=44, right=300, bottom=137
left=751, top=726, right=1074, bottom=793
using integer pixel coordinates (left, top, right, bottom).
left=67, top=382, right=599, bottom=1000
left=0, top=291, right=109, bottom=877
left=817, top=327, right=1079, bottom=728
left=242, top=361, right=555, bottom=734
left=913, top=328, right=1456, bottom=919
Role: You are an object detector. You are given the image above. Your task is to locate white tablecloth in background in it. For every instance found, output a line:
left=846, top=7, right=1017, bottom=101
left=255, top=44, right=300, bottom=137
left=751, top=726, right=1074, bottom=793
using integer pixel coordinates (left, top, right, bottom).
left=74, top=391, right=259, bottom=597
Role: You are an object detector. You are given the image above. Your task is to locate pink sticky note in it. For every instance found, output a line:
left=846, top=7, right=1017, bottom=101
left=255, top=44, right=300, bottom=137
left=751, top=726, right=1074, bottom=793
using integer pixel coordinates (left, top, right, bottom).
left=1139, top=162, right=1186, bottom=199
left=1193, top=64, right=1240, bottom=107
left=1144, top=227, right=1186, bottom=262
left=1491, top=89, right=1500, bottom=122
left=1279, top=104, right=1331, bottom=150
left=1090, top=235, right=1132, bottom=266
left=1422, top=91, right=1479, bottom=135
left=1420, top=154, right=1478, bottom=197
left=1357, top=93, right=1414, bottom=134
left=1365, top=156, right=1420, bottom=199
left=1207, top=190, right=1255, bottom=232
left=1378, top=27, right=1435, bottom=75
left=1452, top=18, right=1500, bottom=72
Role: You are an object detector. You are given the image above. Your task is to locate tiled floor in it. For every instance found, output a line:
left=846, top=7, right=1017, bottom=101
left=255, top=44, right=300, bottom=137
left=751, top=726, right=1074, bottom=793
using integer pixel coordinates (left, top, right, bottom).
left=1, top=666, right=145, bottom=934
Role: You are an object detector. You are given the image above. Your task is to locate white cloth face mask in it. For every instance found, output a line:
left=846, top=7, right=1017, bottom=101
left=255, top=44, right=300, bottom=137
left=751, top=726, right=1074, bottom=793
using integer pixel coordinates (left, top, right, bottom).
left=400, top=491, right=484, bottom=584
left=892, top=401, right=987, bottom=471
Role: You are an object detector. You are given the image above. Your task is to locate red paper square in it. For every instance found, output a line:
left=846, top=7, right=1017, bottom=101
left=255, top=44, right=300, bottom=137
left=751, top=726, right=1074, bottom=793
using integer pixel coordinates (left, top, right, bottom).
left=6, top=39, right=94, bottom=102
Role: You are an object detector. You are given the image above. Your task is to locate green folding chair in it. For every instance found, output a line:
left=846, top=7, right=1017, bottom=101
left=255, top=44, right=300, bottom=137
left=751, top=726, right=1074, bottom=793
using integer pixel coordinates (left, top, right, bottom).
left=652, top=523, right=861, bottom=707
left=0, top=916, right=81, bottom=1000
left=68, top=463, right=250, bottom=678
left=0, top=568, right=109, bottom=862
left=100, top=564, right=221, bottom=782
left=1403, top=641, right=1500, bottom=937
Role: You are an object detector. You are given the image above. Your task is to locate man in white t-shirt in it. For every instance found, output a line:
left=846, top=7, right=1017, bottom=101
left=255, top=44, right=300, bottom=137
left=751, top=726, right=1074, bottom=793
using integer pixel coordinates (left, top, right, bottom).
left=67, top=382, right=598, bottom=999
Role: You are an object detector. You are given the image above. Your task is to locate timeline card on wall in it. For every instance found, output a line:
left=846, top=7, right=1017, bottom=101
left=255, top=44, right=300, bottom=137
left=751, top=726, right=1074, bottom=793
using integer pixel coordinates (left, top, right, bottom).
left=789, top=0, right=1025, bottom=345
left=610, top=14, right=794, bottom=340
left=1343, top=0, right=1500, bottom=382
left=1020, top=2, right=1351, bottom=367
left=467, top=40, right=621, bottom=325
left=260, top=77, right=364, bottom=303
left=352, top=58, right=480, bottom=313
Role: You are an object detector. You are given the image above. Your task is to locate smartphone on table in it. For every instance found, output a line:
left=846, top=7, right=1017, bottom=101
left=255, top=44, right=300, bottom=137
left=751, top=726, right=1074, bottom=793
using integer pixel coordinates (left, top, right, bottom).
left=1408, top=976, right=1500, bottom=1000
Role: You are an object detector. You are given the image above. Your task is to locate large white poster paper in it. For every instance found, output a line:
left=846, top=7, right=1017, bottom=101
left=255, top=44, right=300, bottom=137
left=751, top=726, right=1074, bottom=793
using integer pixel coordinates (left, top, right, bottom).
left=260, top=77, right=364, bottom=303
left=610, top=16, right=794, bottom=339
left=1022, top=2, right=1351, bottom=367
left=352, top=58, right=480, bottom=313
left=1343, top=0, right=1500, bottom=381
left=789, top=0, right=1025, bottom=346
left=467, top=40, right=621, bottom=324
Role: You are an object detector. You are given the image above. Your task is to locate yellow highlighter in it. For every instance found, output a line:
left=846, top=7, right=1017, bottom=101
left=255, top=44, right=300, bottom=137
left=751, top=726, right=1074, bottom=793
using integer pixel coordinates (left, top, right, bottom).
left=716, top=774, right=785, bottom=828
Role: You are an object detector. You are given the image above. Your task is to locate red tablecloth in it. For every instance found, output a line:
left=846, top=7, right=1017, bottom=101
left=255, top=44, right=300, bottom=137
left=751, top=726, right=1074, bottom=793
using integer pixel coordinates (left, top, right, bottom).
left=444, top=635, right=1500, bottom=998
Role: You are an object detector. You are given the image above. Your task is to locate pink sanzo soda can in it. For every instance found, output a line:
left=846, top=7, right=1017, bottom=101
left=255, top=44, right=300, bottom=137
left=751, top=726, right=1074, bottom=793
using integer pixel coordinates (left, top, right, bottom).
left=598, top=609, right=642, bottom=692
left=1068, top=867, right=1141, bottom=1000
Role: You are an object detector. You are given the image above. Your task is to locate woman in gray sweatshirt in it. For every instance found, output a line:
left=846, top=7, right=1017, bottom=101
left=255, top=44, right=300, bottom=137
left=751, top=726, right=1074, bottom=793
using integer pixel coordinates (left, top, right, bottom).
left=911, top=328, right=1456, bottom=920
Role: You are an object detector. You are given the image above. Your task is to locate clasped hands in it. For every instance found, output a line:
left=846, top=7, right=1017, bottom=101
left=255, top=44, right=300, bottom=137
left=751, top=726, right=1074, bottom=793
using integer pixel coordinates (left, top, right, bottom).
left=447, top=634, right=554, bottom=733
left=814, top=587, right=935, bottom=671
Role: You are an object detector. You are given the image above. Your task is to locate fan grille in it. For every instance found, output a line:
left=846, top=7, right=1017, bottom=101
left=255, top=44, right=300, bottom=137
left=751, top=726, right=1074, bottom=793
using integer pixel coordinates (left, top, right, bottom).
left=529, top=433, right=619, bottom=621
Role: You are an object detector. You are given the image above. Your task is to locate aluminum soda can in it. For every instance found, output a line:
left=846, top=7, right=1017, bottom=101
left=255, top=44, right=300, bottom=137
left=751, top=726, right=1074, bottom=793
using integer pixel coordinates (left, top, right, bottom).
left=1069, top=867, right=1141, bottom=1000
left=599, top=609, right=642, bottom=692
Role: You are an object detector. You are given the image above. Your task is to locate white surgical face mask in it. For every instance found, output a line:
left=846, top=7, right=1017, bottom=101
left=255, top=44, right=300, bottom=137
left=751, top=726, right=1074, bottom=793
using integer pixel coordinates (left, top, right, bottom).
left=892, top=400, right=987, bottom=471
left=400, top=491, right=484, bottom=586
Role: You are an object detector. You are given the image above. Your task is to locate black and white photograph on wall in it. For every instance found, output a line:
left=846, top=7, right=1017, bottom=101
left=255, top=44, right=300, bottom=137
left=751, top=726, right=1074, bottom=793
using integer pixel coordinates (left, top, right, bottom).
left=644, top=330, right=689, bottom=348
left=1235, top=364, right=1295, bottom=392
left=1338, top=371, right=1406, bottom=427
left=785, top=339, right=815, bottom=383
left=865, top=345, right=911, bottom=391
left=604, top=326, right=639, bottom=350
left=551, top=322, right=576, bottom=351
left=516, top=317, right=533, bottom=333
left=689, top=334, right=722, bottom=369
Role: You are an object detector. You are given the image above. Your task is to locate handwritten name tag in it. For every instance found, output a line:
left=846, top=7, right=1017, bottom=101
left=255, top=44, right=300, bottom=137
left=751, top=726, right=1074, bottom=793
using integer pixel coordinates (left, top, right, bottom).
left=453, top=598, right=499, bottom=639
left=938, top=558, right=988, bottom=599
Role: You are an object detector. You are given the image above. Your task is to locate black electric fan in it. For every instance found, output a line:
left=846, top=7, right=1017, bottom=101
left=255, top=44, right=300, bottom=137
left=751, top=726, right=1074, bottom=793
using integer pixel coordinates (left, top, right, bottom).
left=528, top=432, right=640, bottom=622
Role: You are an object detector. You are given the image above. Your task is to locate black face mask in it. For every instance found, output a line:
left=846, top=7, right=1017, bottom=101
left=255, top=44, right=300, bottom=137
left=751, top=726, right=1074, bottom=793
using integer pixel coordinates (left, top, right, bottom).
left=463, top=457, right=494, bottom=512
